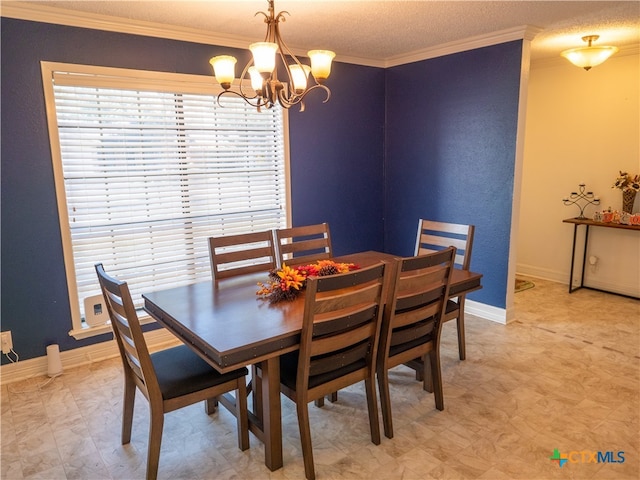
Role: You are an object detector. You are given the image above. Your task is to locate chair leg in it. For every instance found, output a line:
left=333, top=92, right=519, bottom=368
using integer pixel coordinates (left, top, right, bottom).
left=314, top=391, right=338, bottom=407
left=121, top=374, right=136, bottom=444
left=422, top=354, right=434, bottom=393
left=457, top=299, right=466, bottom=360
left=251, top=365, right=263, bottom=420
left=146, top=404, right=164, bottom=480
left=296, top=400, right=316, bottom=480
left=205, top=397, right=218, bottom=415
left=236, top=380, right=250, bottom=451
left=377, top=366, right=393, bottom=439
left=364, top=376, right=381, bottom=445
left=429, top=349, right=444, bottom=411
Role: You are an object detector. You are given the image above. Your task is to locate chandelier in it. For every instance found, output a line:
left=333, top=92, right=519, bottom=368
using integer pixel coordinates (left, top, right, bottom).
left=561, top=35, right=619, bottom=71
left=209, top=0, right=335, bottom=112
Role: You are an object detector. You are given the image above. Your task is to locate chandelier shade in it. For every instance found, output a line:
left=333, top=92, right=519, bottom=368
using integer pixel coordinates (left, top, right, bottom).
left=209, top=0, right=336, bottom=112
left=561, top=35, right=619, bottom=71
left=308, top=50, right=336, bottom=82
left=210, top=55, right=236, bottom=89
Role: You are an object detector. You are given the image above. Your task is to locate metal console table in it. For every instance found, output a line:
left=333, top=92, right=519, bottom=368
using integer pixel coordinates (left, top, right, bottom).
left=563, top=217, right=640, bottom=299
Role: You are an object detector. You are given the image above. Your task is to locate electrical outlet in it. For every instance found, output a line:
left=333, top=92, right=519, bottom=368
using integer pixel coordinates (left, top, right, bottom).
left=1, top=331, right=13, bottom=354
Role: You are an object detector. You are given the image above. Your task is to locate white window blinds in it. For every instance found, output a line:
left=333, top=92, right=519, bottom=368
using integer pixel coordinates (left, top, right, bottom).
left=44, top=64, right=288, bottom=331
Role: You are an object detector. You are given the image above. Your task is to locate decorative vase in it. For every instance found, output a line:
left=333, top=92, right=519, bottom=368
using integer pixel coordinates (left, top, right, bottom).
left=622, top=189, right=637, bottom=214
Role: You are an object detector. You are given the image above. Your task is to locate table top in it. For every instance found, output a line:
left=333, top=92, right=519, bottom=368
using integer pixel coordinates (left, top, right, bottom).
left=563, top=217, right=640, bottom=231
left=143, top=251, right=483, bottom=372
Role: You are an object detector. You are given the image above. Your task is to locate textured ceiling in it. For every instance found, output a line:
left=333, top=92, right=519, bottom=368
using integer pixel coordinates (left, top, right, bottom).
left=8, top=1, right=640, bottom=64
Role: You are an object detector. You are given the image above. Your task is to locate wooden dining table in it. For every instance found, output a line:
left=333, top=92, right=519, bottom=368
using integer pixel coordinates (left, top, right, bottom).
left=142, top=250, right=482, bottom=471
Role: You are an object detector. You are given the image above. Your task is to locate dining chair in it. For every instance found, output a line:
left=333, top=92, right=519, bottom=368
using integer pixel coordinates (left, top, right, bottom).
left=208, top=230, right=277, bottom=280
left=274, top=222, right=332, bottom=268
left=414, top=219, right=475, bottom=360
left=278, top=262, right=391, bottom=480
left=95, top=263, right=249, bottom=480
left=377, top=247, right=456, bottom=439
left=208, top=230, right=278, bottom=418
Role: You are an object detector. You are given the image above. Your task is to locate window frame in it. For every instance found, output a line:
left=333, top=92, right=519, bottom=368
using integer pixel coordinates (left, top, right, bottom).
left=41, top=61, right=292, bottom=339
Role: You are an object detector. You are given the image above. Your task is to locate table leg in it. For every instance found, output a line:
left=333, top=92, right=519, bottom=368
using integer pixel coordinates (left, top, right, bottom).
left=569, top=223, right=590, bottom=293
left=580, top=225, right=590, bottom=288
left=568, top=224, right=577, bottom=292
left=260, top=356, right=283, bottom=471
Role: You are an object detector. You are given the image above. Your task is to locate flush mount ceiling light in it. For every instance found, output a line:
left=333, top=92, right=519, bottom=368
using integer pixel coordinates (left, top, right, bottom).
left=561, top=35, right=619, bottom=71
left=209, top=0, right=335, bottom=112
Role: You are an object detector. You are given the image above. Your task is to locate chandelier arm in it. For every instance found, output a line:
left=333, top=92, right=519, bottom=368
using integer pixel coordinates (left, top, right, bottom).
left=238, top=58, right=260, bottom=99
left=277, top=83, right=331, bottom=110
left=255, top=9, right=270, bottom=31
left=301, top=84, right=331, bottom=104
left=273, top=16, right=303, bottom=66
left=270, top=13, right=319, bottom=107
left=216, top=89, right=270, bottom=110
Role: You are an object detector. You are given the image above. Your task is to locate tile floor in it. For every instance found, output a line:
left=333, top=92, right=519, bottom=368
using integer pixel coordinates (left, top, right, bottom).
left=1, top=276, right=638, bottom=479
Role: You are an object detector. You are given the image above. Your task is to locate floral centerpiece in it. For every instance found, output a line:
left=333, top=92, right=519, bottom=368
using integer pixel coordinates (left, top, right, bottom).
left=613, top=171, right=639, bottom=213
left=257, top=260, right=359, bottom=303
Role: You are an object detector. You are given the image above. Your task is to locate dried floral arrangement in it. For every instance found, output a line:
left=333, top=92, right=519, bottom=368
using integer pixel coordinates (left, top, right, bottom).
left=612, top=171, right=640, bottom=191
left=257, top=260, right=359, bottom=303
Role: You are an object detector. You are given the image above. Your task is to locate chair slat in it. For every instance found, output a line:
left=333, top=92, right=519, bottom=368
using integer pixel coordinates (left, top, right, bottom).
left=313, top=282, right=381, bottom=314
left=209, top=230, right=276, bottom=280
left=279, top=238, right=330, bottom=255
left=214, top=245, right=275, bottom=265
left=310, top=321, right=377, bottom=357
left=415, top=219, right=474, bottom=271
left=389, top=319, right=435, bottom=347
left=275, top=223, right=332, bottom=267
left=418, top=233, right=468, bottom=251
left=392, top=303, right=439, bottom=329
left=309, top=341, right=370, bottom=377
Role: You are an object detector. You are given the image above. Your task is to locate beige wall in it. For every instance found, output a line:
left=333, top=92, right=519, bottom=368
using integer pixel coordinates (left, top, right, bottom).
left=518, top=51, right=640, bottom=297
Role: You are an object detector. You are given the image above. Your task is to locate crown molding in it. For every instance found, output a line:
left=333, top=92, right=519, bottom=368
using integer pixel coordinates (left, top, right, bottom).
left=1, top=2, right=254, bottom=50
left=384, top=25, right=543, bottom=68
left=2, top=2, right=543, bottom=68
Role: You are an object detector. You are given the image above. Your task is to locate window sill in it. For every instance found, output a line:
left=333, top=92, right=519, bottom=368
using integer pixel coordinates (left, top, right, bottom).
left=68, top=312, right=156, bottom=340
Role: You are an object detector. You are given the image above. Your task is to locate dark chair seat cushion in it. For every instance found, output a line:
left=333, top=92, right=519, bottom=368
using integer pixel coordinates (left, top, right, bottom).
left=152, top=345, right=247, bottom=400
left=279, top=350, right=366, bottom=391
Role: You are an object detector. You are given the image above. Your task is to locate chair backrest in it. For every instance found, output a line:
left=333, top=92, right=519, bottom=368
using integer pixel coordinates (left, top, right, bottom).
left=209, top=230, right=277, bottom=280
left=274, top=223, right=332, bottom=267
left=297, top=262, right=390, bottom=394
left=380, top=247, right=456, bottom=363
left=95, top=263, right=160, bottom=402
left=414, top=219, right=474, bottom=270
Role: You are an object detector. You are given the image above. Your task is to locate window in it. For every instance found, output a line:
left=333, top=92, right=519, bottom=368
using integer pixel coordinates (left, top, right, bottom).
left=41, top=62, right=290, bottom=339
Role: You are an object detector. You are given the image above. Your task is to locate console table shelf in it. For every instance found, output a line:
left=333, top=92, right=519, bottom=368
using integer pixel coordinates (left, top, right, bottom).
left=563, top=218, right=640, bottom=299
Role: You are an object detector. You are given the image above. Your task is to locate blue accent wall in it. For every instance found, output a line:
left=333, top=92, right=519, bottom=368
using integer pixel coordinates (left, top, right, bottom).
left=1, top=17, right=522, bottom=363
left=289, top=62, right=386, bottom=256
left=385, top=42, right=523, bottom=308
left=0, top=18, right=386, bottom=362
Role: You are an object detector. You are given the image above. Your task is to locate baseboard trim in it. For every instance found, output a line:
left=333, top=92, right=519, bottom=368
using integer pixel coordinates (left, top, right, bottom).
left=466, top=300, right=508, bottom=325
left=516, top=263, right=640, bottom=298
left=516, top=263, right=567, bottom=284
left=0, top=328, right=180, bottom=385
